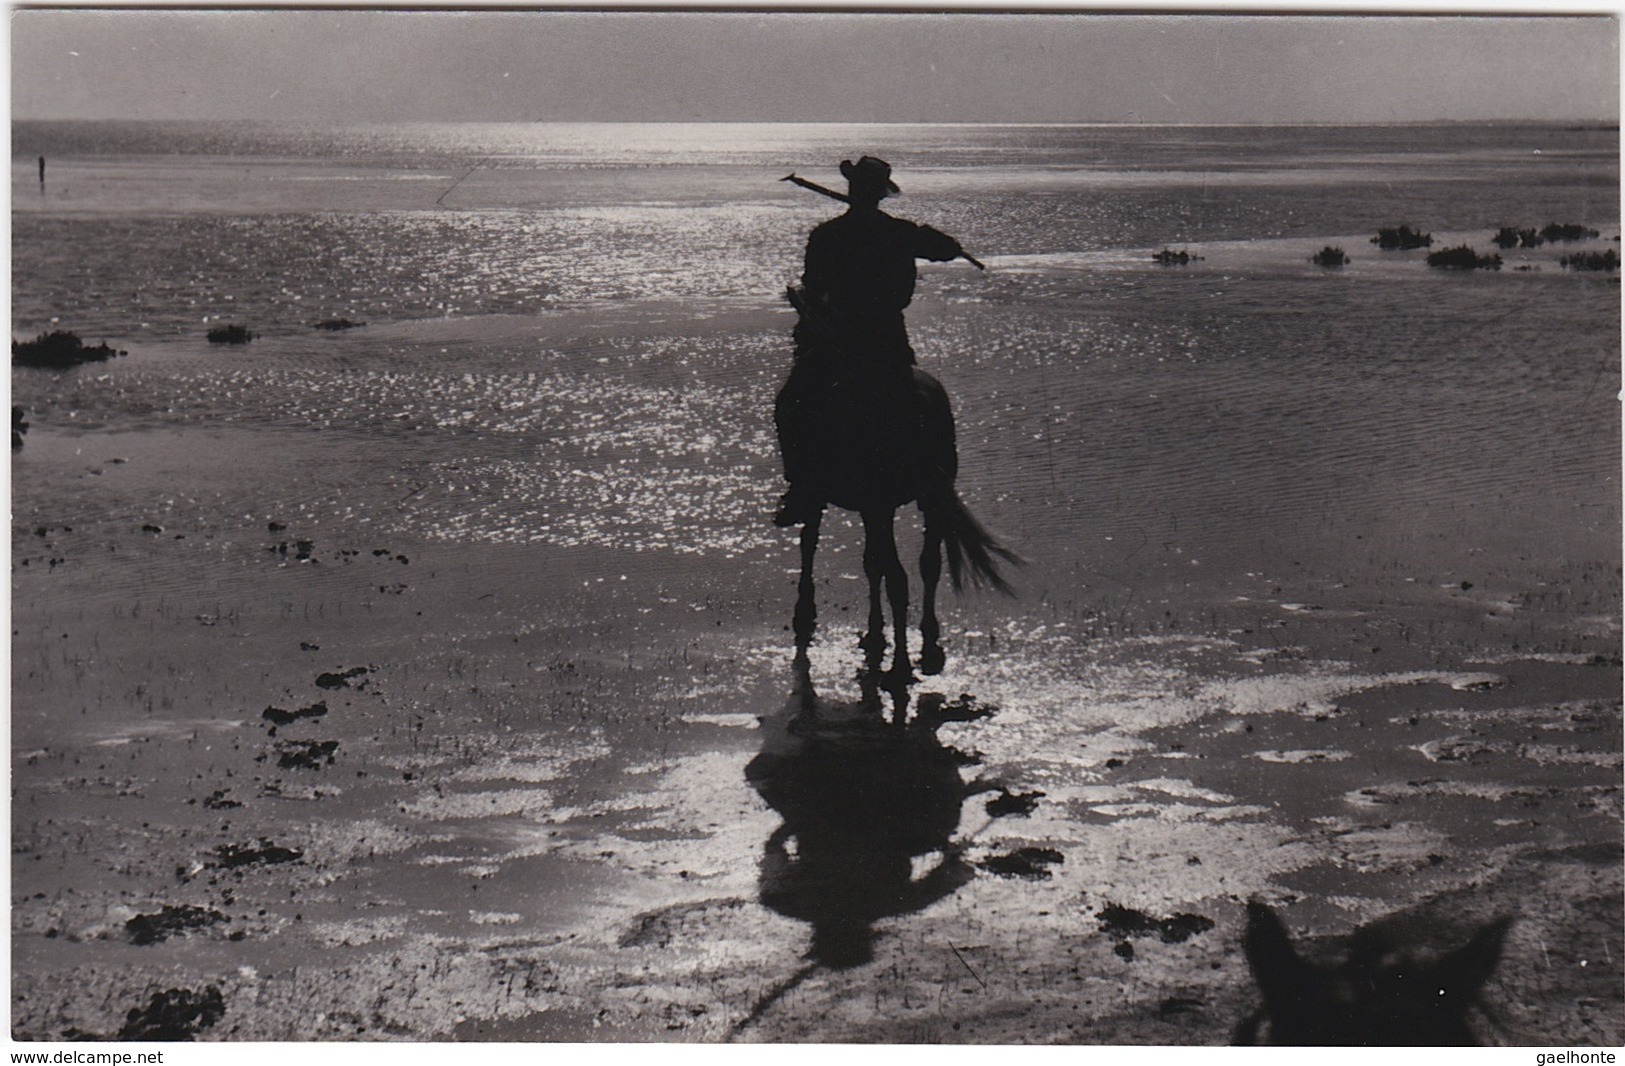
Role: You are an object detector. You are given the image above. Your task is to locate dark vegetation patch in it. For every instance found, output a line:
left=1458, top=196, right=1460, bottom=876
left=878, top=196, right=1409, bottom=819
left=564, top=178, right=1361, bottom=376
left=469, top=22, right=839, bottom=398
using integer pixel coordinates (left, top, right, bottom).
left=916, top=692, right=996, bottom=725
left=1561, top=249, right=1619, bottom=272
left=1151, top=248, right=1203, bottom=265
left=1492, top=227, right=1545, bottom=249
left=1097, top=903, right=1216, bottom=944
left=1541, top=222, right=1600, bottom=242
left=1371, top=225, right=1432, bottom=250
left=262, top=700, right=329, bottom=728
left=268, top=539, right=317, bottom=561
left=274, top=739, right=339, bottom=770
left=979, top=846, right=1064, bottom=880
left=212, top=839, right=303, bottom=869
left=316, top=666, right=371, bottom=689
left=13, top=330, right=127, bottom=369
left=313, top=318, right=365, bottom=331
left=125, top=904, right=228, bottom=945
left=200, top=789, right=242, bottom=810
left=1309, top=246, right=1349, bottom=267
left=206, top=324, right=256, bottom=345
left=116, top=986, right=226, bottom=1041
left=985, top=787, right=1045, bottom=817
left=1493, top=223, right=1600, bottom=250
left=1426, top=245, right=1502, bottom=271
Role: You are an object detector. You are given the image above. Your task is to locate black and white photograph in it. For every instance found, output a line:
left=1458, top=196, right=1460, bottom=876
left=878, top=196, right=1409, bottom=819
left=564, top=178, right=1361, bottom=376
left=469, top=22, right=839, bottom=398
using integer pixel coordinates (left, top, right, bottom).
left=8, top=3, right=1622, bottom=1049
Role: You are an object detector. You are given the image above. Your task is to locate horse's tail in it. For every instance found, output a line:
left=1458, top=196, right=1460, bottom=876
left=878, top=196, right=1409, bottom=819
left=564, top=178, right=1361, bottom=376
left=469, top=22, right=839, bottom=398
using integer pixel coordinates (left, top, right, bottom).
left=928, top=489, right=1024, bottom=595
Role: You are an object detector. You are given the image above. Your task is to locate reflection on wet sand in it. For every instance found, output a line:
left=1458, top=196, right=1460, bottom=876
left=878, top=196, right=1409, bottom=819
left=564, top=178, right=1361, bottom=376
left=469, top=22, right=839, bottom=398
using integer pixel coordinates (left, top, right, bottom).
left=745, top=658, right=996, bottom=969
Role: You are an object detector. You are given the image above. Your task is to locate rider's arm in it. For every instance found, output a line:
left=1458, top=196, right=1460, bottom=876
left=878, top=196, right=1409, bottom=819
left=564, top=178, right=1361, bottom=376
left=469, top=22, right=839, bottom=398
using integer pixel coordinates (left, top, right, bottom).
left=912, top=223, right=965, bottom=263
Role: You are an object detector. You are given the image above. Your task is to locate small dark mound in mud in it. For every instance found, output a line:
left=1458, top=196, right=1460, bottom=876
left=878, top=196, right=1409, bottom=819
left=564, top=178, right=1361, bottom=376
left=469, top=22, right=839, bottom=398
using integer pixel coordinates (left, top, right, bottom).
left=1426, top=245, right=1502, bottom=271
left=1542, top=222, right=1601, bottom=242
left=1493, top=226, right=1545, bottom=249
left=1309, top=246, right=1349, bottom=267
left=206, top=324, right=256, bottom=345
left=275, top=739, right=339, bottom=769
left=1097, top=903, right=1215, bottom=944
left=313, top=318, right=366, bottom=331
left=985, top=787, right=1045, bottom=817
left=117, top=986, right=226, bottom=1041
left=13, top=330, right=127, bottom=369
left=201, top=789, right=242, bottom=810
left=213, top=839, right=302, bottom=869
left=315, top=666, right=371, bottom=690
left=269, top=539, right=317, bottom=561
left=1561, top=249, right=1620, bottom=272
left=262, top=700, right=329, bottom=727
left=979, top=846, right=1064, bottom=880
left=125, top=904, right=229, bottom=946
left=1372, top=225, right=1433, bottom=250
left=916, top=692, right=996, bottom=725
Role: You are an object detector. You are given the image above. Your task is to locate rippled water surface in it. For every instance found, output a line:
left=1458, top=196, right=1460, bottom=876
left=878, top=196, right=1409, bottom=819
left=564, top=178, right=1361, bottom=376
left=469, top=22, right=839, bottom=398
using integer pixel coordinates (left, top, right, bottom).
left=12, top=120, right=1620, bottom=598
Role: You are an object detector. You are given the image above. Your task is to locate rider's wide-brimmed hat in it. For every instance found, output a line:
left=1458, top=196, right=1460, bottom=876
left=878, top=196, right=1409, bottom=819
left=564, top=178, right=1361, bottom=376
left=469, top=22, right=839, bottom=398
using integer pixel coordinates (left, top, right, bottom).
left=840, top=156, right=900, bottom=196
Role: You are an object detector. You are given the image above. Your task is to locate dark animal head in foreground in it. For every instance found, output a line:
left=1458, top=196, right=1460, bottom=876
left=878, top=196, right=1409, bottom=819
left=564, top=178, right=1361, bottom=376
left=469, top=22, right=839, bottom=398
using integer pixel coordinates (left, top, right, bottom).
left=1239, top=900, right=1512, bottom=1046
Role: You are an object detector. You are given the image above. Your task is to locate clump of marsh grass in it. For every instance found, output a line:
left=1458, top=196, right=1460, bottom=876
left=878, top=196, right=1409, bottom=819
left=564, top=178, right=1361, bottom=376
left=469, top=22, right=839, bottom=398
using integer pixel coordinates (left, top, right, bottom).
left=12, top=330, right=126, bottom=369
left=1426, top=245, right=1502, bottom=271
left=1559, top=249, right=1619, bottom=272
left=1371, top=226, right=1432, bottom=250
left=206, top=324, right=257, bottom=345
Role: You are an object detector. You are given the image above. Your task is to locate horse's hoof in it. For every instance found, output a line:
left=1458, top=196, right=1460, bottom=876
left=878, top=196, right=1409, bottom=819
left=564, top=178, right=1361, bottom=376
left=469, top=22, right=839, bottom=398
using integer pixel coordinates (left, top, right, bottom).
left=919, top=644, right=946, bottom=676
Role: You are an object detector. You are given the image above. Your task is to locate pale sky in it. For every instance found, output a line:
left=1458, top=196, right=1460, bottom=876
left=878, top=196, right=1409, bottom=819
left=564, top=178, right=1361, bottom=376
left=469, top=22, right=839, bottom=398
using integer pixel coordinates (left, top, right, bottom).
left=9, top=7, right=1620, bottom=124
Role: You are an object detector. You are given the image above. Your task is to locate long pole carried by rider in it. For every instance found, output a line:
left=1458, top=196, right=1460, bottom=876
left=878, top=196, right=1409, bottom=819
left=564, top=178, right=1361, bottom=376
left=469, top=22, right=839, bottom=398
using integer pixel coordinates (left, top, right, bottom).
left=781, top=173, right=987, bottom=271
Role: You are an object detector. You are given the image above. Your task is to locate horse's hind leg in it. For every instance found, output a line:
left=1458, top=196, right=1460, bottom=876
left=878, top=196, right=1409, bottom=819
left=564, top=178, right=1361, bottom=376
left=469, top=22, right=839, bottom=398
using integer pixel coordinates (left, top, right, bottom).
left=919, top=516, right=945, bottom=675
left=861, top=509, right=911, bottom=677
left=792, top=511, right=823, bottom=651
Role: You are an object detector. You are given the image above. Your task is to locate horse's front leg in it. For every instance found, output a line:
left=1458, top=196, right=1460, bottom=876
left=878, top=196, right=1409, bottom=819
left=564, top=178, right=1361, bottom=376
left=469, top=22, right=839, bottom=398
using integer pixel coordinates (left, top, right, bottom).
left=919, top=516, right=945, bottom=675
left=859, top=511, right=889, bottom=668
left=792, top=510, right=823, bottom=650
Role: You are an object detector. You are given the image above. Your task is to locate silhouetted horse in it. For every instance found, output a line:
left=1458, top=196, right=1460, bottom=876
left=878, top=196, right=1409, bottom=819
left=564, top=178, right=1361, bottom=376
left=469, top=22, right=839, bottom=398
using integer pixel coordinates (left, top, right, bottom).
left=775, top=302, right=1018, bottom=677
left=1238, top=900, right=1513, bottom=1045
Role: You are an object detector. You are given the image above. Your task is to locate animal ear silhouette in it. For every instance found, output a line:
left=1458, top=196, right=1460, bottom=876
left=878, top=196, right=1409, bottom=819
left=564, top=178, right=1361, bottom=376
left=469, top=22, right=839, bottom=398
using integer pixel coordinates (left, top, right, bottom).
left=1432, top=916, right=1513, bottom=999
left=1243, top=901, right=1313, bottom=1005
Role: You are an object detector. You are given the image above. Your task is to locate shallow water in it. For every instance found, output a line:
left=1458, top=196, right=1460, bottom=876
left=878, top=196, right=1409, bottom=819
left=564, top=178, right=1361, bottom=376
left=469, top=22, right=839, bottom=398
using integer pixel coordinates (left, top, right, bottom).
left=14, top=116, right=1619, bottom=787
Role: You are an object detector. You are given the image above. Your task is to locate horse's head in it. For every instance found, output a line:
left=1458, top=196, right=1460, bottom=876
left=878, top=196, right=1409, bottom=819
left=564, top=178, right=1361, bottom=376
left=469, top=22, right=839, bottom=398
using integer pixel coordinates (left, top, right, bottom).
left=1240, top=900, right=1512, bottom=1045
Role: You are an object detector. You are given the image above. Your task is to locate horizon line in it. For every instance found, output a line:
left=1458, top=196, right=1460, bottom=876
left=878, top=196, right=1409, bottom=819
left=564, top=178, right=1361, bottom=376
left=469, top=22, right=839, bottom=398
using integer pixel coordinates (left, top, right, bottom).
left=12, top=117, right=1621, bottom=128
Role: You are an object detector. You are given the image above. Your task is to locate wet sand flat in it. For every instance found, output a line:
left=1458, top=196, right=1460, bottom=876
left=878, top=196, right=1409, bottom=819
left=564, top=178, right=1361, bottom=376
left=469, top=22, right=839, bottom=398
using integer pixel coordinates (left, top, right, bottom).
left=11, top=268, right=1621, bottom=1043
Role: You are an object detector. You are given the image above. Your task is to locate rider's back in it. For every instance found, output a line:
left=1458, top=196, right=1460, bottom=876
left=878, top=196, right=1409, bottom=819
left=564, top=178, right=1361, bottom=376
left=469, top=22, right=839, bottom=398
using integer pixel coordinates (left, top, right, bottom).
left=803, top=208, right=962, bottom=322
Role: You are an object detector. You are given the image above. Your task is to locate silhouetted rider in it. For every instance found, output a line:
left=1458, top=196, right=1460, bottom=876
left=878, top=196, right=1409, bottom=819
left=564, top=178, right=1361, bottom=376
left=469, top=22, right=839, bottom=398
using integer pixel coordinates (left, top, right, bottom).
left=774, top=156, right=966, bottom=527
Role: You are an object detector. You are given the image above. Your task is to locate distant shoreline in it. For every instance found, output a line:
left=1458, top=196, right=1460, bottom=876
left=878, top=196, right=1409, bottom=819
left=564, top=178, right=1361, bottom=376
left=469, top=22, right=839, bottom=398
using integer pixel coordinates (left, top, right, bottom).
left=12, top=117, right=1621, bottom=131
